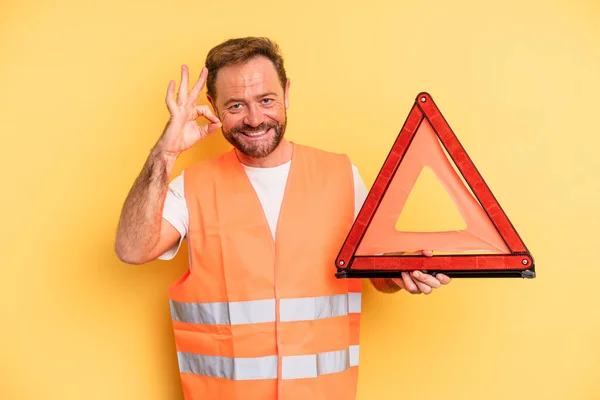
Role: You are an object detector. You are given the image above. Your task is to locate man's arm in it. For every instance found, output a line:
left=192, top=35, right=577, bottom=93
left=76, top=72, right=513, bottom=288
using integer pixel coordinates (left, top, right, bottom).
left=114, top=146, right=181, bottom=264
left=114, top=65, right=221, bottom=265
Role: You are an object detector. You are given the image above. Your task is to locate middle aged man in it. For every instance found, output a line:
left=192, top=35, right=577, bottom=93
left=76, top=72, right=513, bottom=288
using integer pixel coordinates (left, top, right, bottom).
left=115, top=37, right=450, bottom=400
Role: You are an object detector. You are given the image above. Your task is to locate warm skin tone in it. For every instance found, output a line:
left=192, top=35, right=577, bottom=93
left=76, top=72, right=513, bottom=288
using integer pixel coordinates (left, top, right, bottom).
left=207, top=58, right=292, bottom=167
left=114, top=56, right=450, bottom=294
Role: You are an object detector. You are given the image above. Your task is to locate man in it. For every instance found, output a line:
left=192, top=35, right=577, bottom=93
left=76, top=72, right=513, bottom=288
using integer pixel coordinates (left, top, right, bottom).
left=115, top=37, right=450, bottom=400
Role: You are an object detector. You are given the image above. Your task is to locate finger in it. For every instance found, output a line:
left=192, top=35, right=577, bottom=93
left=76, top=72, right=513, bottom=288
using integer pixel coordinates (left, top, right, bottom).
left=410, top=271, right=435, bottom=294
left=383, top=250, right=433, bottom=256
left=436, top=274, right=452, bottom=285
left=204, top=122, right=223, bottom=136
left=177, top=65, right=189, bottom=104
left=413, top=278, right=433, bottom=295
left=401, top=272, right=421, bottom=294
left=412, top=270, right=441, bottom=289
left=189, top=67, right=208, bottom=101
left=165, top=80, right=176, bottom=113
left=196, top=105, right=221, bottom=124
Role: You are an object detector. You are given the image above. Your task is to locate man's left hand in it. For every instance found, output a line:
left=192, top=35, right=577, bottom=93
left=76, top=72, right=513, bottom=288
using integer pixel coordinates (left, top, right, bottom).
left=370, top=250, right=452, bottom=294
left=391, top=250, right=451, bottom=294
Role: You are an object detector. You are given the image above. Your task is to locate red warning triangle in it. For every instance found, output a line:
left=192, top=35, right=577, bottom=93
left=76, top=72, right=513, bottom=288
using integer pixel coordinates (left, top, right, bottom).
left=335, top=93, right=535, bottom=279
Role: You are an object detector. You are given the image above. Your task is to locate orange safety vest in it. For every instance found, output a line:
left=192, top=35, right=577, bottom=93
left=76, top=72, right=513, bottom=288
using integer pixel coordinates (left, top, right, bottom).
left=168, top=143, right=362, bottom=400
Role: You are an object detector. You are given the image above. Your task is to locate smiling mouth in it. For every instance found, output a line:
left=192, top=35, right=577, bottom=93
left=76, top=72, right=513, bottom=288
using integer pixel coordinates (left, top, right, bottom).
left=240, top=128, right=270, bottom=138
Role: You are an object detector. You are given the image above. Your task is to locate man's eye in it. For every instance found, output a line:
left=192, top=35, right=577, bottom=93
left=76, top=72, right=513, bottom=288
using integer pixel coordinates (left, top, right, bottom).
left=261, top=98, right=273, bottom=105
left=230, top=104, right=242, bottom=110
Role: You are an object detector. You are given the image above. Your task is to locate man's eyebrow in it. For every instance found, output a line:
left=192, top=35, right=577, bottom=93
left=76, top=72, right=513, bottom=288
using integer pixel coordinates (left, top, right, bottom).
left=223, top=98, right=245, bottom=107
left=222, top=93, right=279, bottom=107
left=258, top=92, right=278, bottom=98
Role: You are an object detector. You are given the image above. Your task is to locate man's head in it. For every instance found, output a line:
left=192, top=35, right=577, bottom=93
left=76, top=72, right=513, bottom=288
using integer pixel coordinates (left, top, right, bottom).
left=205, top=37, right=290, bottom=159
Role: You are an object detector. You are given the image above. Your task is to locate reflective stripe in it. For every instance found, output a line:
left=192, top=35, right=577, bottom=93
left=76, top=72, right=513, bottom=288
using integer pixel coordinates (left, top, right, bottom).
left=317, top=348, right=349, bottom=375
left=348, top=292, right=362, bottom=313
left=349, top=344, right=359, bottom=367
left=280, top=293, right=362, bottom=322
left=281, top=354, right=317, bottom=379
left=171, top=300, right=229, bottom=325
left=171, top=293, right=361, bottom=325
left=229, top=299, right=276, bottom=325
left=282, top=346, right=360, bottom=380
left=179, top=346, right=359, bottom=380
left=170, top=299, right=275, bottom=325
left=178, top=352, right=278, bottom=380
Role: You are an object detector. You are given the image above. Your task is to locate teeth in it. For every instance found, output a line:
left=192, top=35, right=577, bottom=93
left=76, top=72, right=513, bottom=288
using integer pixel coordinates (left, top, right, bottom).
left=243, top=130, right=267, bottom=137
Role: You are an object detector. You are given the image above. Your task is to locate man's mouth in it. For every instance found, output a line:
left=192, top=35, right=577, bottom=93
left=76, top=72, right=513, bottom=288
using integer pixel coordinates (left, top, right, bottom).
left=240, top=128, right=271, bottom=138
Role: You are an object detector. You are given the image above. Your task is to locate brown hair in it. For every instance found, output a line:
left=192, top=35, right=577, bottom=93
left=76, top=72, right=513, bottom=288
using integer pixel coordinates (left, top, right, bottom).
left=205, top=37, right=287, bottom=101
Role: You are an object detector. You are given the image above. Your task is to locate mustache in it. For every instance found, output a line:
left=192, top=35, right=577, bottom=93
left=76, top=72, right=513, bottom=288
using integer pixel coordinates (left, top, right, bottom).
left=228, top=121, right=278, bottom=134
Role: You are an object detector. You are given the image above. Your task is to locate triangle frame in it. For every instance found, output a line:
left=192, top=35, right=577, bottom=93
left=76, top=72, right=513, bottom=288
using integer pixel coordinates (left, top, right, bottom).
left=335, top=92, right=535, bottom=279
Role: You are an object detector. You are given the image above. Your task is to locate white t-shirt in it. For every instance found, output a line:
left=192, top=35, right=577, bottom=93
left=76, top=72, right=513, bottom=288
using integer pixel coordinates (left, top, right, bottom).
left=159, top=160, right=368, bottom=260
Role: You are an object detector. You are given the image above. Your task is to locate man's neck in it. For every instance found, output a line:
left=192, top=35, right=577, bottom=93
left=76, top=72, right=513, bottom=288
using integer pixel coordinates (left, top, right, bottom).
left=235, top=140, right=293, bottom=168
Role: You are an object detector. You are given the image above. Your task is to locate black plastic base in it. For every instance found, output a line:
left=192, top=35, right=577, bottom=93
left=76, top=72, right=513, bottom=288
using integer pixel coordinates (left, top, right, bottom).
left=335, top=268, right=536, bottom=279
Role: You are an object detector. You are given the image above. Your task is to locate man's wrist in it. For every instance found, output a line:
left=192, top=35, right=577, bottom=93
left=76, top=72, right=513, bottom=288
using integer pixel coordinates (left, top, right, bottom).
left=151, top=144, right=179, bottom=165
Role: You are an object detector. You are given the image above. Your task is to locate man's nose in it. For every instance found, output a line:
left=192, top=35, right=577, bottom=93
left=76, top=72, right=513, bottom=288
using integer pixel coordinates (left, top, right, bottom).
left=243, top=103, right=265, bottom=128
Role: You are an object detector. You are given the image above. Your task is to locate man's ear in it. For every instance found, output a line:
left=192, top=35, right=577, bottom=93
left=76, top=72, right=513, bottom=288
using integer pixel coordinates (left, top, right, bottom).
left=207, top=94, right=217, bottom=114
left=284, top=78, right=291, bottom=109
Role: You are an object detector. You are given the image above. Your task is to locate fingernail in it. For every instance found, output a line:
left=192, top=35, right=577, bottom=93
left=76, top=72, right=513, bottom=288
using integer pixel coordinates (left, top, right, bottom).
left=413, top=270, right=420, bottom=278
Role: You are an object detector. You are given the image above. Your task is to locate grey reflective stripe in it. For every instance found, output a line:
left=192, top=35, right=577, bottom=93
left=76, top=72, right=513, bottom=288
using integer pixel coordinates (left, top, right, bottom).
left=171, top=293, right=362, bottom=325
left=349, top=344, right=359, bottom=367
left=171, top=300, right=229, bottom=324
left=229, top=299, right=276, bottom=325
left=348, top=292, right=362, bottom=313
left=170, top=298, right=276, bottom=325
left=317, top=348, right=349, bottom=375
left=280, top=293, right=362, bottom=322
left=178, top=346, right=359, bottom=380
left=281, top=346, right=360, bottom=380
left=178, top=352, right=278, bottom=380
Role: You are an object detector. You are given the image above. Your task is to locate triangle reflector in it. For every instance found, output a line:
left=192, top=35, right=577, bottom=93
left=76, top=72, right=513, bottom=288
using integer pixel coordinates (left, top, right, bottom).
left=335, top=93, right=535, bottom=279
left=394, top=166, right=467, bottom=232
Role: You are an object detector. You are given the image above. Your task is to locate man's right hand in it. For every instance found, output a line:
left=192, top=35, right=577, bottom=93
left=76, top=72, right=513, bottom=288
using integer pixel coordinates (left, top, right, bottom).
left=115, top=65, right=222, bottom=265
left=157, top=65, right=222, bottom=157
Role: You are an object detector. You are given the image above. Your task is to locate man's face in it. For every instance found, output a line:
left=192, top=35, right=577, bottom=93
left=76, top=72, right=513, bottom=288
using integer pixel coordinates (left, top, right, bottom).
left=209, top=56, right=290, bottom=159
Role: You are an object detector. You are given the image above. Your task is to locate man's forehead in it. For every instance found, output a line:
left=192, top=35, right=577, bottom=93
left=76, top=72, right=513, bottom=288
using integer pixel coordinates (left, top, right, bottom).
left=215, top=57, right=282, bottom=98
left=220, top=71, right=268, bottom=90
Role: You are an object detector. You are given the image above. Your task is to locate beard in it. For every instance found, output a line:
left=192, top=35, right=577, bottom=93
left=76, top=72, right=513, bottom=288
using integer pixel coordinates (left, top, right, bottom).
left=222, top=116, right=287, bottom=159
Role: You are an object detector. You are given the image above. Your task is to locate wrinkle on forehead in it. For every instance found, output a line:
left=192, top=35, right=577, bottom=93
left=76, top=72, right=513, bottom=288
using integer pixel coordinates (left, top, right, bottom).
left=225, top=74, right=268, bottom=93
left=215, top=57, right=282, bottom=101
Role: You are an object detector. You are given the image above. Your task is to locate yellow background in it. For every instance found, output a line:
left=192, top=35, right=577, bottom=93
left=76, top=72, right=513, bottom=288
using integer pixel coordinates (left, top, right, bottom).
left=2, top=0, right=599, bottom=398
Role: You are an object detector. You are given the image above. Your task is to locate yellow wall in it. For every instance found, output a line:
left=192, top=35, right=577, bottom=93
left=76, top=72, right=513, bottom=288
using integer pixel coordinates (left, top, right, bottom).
left=2, top=0, right=599, bottom=398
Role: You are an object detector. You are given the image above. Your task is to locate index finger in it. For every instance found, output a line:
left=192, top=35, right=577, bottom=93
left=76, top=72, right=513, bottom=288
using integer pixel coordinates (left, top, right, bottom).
left=195, top=105, right=220, bottom=124
left=189, top=67, right=208, bottom=101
